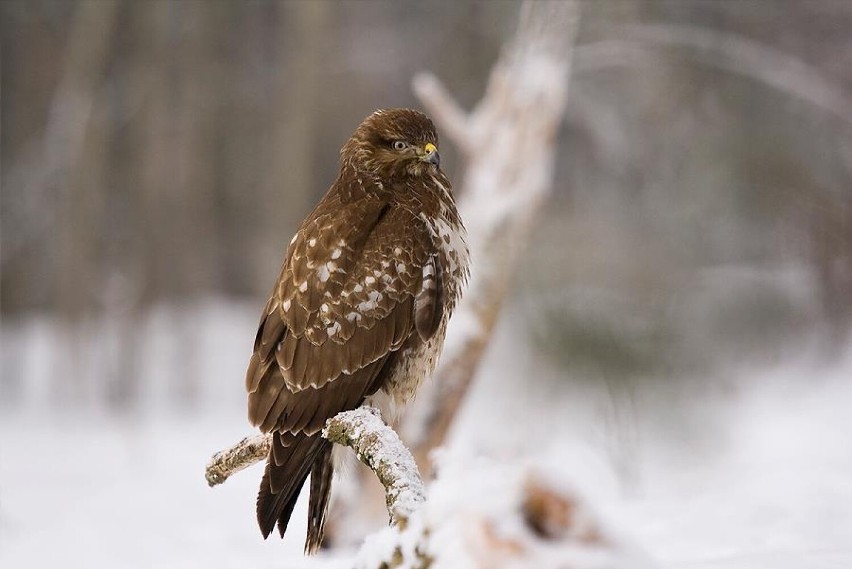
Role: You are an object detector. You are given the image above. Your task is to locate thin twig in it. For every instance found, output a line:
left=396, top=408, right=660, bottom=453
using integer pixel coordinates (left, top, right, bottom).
left=576, top=23, right=852, bottom=126
left=413, top=72, right=473, bottom=154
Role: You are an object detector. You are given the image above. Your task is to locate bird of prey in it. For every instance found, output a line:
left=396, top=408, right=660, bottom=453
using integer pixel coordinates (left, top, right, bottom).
left=245, top=108, right=469, bottom=553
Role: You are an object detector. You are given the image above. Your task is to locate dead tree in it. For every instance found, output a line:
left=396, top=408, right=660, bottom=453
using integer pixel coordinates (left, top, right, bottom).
left=404, top=0, right=580, bottom=469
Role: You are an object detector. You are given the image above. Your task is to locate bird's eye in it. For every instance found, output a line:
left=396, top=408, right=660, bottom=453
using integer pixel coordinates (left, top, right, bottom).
left=392, top=140, right=408, bottom=151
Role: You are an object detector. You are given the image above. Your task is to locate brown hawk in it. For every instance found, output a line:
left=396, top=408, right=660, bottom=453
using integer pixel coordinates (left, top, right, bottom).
left=245, top=108, right=469, bottom=552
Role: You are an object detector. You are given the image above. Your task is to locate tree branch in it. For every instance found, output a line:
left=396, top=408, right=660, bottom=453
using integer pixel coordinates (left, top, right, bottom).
left=323, top=407, right=426, bottom=528
left=205, top=434, right=270, bottom=487
left=575, top=23, right=852, bottom=126
left=206, top=408, right=425, bottom=527
left=413, top=72, right=473, bottom=154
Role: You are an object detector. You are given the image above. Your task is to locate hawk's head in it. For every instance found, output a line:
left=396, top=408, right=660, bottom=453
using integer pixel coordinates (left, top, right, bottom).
left=342, top=108, right=441, bottom=178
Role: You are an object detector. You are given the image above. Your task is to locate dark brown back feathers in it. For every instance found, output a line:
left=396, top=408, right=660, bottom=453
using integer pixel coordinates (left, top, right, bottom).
left=245, top=108, right=467, bottom=552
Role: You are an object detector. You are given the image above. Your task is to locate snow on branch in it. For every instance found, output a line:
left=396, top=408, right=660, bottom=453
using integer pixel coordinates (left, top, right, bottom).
left=206, top=408, right=425, bottom=527
left=205, top=433, right=271, bottom=487
left=323, top=407, right=426, bottom=527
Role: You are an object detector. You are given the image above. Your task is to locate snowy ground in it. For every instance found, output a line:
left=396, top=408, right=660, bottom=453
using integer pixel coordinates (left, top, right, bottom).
left=2, top=299, right=851, bottom=568
left=456, top=307, right=852, bottom=569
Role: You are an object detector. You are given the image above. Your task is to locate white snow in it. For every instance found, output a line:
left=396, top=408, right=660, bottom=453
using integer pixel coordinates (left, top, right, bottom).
left=2, top=298, right=851, bottom=568
left=322, top=407, right=426, bottom=523
left=447, top=305, right=852, bottom=569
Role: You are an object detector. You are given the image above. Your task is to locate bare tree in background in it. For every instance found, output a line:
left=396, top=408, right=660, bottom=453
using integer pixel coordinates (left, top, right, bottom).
left=259, top=1, right=329, bottom=269
left=406, top=0, right=579, bottom=468
left=40, top=1, right=118, bottom=407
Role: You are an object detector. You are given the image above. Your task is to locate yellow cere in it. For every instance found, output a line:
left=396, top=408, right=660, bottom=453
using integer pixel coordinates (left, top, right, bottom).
left=424, top=142, right=437, bottom=155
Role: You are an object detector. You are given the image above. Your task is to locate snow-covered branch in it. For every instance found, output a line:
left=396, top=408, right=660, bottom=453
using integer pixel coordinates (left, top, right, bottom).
left=205, top=433, right=271, bottom=487
left=323, top=407, right=426, bottom=527
left=206, top=408, right=425, bottom=527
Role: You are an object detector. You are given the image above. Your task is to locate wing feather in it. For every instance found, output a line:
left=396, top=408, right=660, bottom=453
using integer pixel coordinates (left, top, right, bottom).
left=246, top=183, right=442, bottom=547
left=245, top=354, right=265, bottom=393
left=288, top=299, right=309, bottom=334
left=392, top=302, right=411, bottom=347
left=260, top=310, right=286, bottom=359
left=260, top=387, right=290, bottom=433
left=290, top=341, right=311, bottom=387
left=276, top=334, right=297, bottom=371
left=286, top=396, right=314, bottom=434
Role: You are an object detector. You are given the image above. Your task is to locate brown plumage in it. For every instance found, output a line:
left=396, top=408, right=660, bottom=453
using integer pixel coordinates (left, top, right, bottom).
left=245, top=108, right=469, bottom=553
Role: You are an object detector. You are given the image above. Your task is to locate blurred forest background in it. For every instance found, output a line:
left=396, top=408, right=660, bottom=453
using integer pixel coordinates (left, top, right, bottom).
left=2, top=0, right=850, bottom=415
left=2, top=2, right=852, bottom=568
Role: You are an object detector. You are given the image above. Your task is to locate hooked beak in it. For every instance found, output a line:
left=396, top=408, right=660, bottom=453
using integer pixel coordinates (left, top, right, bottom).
left=421, top=142, right=440, bottom=167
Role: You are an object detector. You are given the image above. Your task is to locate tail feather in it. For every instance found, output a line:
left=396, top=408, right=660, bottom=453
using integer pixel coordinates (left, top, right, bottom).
left=256, top=432, right=325, bottom=540
left=256, top=461, right=310, bottom=539
left=305, top=444, right=334, bottom=554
